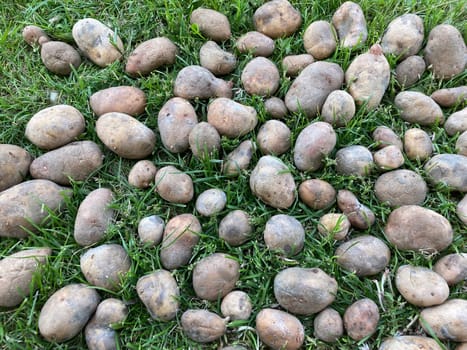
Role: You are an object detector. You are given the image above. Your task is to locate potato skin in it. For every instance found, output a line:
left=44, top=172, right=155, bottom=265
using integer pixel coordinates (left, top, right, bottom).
left=395, top=55, right=426, bottom=87
left=395, top=92, right=444, bottom=126
left=196, top=188, right=226, bottom=217
left=457, top=131, right=467, bottom=156
left=373, top=145, right=405, bottom=171
left=424, top=154, right=467, bottom=192
left=372, top=126, right=403, bottom=150
left=263, top=214, right=305, bottom=256
left=174, top=65, right=233, bottom=99
left=445, top=107, right=467, bottom=136
left=181, top=309, right=226, bottom=343
left=264, top=97, right=288, bottom=119
left=433, top=253, right=467, bottom=285
left=379, top=335, right=444, bottom=350
left=40, top=41, right=81, bottom=75
left=219, top=210, right=252, bottom=246
left=303, top=20, right=336, bottom=59
left=335, top=145, right=374, bottom=176
left=236, top=31, right=274, bottom=57
left=22, top=25, right=50, bottom=46
left=321, top=90, right=356, bottom=127
left=190, top=8, right=231, bottom=42
left=241, top=57, right=279, bottom=97
left=332, top=1, right=367, bottom=48
left=221, top=291, right=252, bottom=321
left=431, top=86, right=467, bottom=107
left=128, top=160, right=157, bottom=189
left=0, top=144, right=32, bottom=191
left=381, top=14, right=424, bottom=60
left=222, top=140, right=255, bottom=176
left=253, top=0, right=302, bottom=39
left=126, top=37, right=177, bottom=76
left=199, top=41, right=236, bottom=76
left=404, top=128, right=433, bottom=161
left=337, top=189, right=375, bottom=229
left=138, top=215, right=164, bottom=245
left=189, top=122, right=221, bottom=159
left=298, top=179, right=336, bottom=210
left=90, top=86, right=147, bottom=117
left=257, top=120, right=291, bottom=155
left=282, top=54, right=314, bottom=77
left=155, top=166, right=194, bottom=204
left=318, top=213, right=350, bottom=240
left=207, top=98, right=257, bottom=138
left=313, top=308, right=344, bottom=343
left=343, top=298, right=380, bottom=341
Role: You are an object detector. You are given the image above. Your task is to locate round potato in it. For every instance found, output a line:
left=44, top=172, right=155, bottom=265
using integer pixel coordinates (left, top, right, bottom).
left=40, top=41, right=81, bottom=75
left=433, top=253, right=467, bottom=285
left=188, top=121, right=221, bottom=159
left=343, top=298, right=379, bottom=341
left=128, top=160, right=157, bottom=189
left=303, top=20, right=336, bottom=59
left=381, top=14, right=424, bottom=60
left=424, top=154, right=467, bottom=192
left=373, top=145, right=405, bottom=171
left=138, top=215, right=164, bottom=246
left=219, top=210, right=252, bottom=246
left=195, top=188, right=226, bottom=217
left=236, top=31, right=274, bottom=57
left=298, top=178, right=336, bottom=210
left=337, top=189, right=376, bottom=229
left=395, top=92, right=444, bottom=126
left=91, top=298, right=128, bottom=326
left=253, top=0, right=302, bottom=39
left=264, top=97, right=288, bottom=119
left=321, top=90, right=356, bottom=127
left=313, top=308, right=344, bottom=343
left=0, top=144, right=32, bottom=191
left=445, top=107, right=467, bottom=136
left=404, top=128, right=433, bottom=161
left=264, top=214, right=305, bottom=256
left=190, top=8, right=231, bottom=42
left=126, top=37, right=177, bottom=76
left=257, top=120, right=291, bottom=155
left=241, top=57, right=279, bottom=97
left=395, top=55, right=426, bottom=87
left=335, top=145, right=374, bottom=176
left=22, top=25, right=50, bottom=46
left=222, top=140, right=255, bottom=176
left=181, top=309, right=226, bottom=343
left=221, top=291, right=252, bottom=321
left=282, top=54, right=314, bottom=77
left=174, top=65, right=233, bottom=99
left=200, top=41, right=236, bottom=76
left=207, top=98, right=257, bottom=138
left=155, top=165, right=193, bottom=204
left=90, top=86, right=147, bottom=117
left=317, top=213, right=351, bottom=240
left=332, top=1, right=367, bottom=48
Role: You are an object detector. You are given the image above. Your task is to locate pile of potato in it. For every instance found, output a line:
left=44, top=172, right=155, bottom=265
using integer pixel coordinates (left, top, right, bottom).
left=1, top=0, right=466, bottom=349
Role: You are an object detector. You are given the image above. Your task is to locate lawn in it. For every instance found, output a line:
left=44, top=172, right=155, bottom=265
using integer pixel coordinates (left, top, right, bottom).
left=0, top=0, right=466, bottom=349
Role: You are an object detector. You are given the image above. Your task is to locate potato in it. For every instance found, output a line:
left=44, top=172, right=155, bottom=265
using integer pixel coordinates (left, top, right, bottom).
left=337, top=189, right=375, bottom=229
left=160, top=214, right=200, bottom=270
left=274, top=267, right=337, bottom=315
left=192, top=253, right=240, bottom=301
left=404, top=128, right=433, bottom=161
left=458, top=194, right=467, bottom=225
left=321, top=90, right=356, bottom=127
left=190, top=8, right=231, bottom=42
left=158, top=97, right=198, bottom=153
left=221, top=291, right=252, bottom=321
left=374, top=169, right=427, bottom=207
left=0, top=144, right=32, bottom=191
left=457, top=344, right=467, bottom=350
left=128, top=160, right=157, bottom=189
left=174, top=65, right=233, bottom=99
left=303, top=20, right=336, bottom=59
left=222, top=140, right=255, bottom=176
left=343, top=298, right=379, bottom=341
left=285, top=62, right=344, bottom=117
left=335, top=145, right=374, bottom=176
left=395, top=56, right=426, bottom=87
left=457, top=131, right=467, bottom=156
left=263, top=214, right=305, bottom=256
left=424, top=24, right=467, bottom=79
left=317, top=213, right=350, bottom=240
left=136, top=270, right=179, bottom=321
left=22, top=25, right=50, bottom=46
left=256, top=308, right=304, bottom=350
left=138, top=215, right=164, bottom=246
left=89, top=298, right=128, bottom=326
left=431, top=86, right=467, bottom=107
left=30, top=141, right=104, bottom=185
left=332, top=1, right=367, bottom=48
left=200, top=41, right=236, bottom=76
left=188, top=121, right=221, bottom=159
left=0, top=179, right=70, bottom=238
left=222, top=346, right=248, bottom=350
left=74, top=188, right=114, bottom=246
left=38, top=284, right=100, bottom=343
left=345, top=44, right=390, bottom=109
left=396, top=265, right=449, bottom=307
left=80, top=244, right=131, bottom=291
left=72, top=18, right=123, bottom=67
left=434, top=253, right=467, bottom=285
left=373, top=126, right=403, bottom=150
left=155, top=165, right=194, bottom=204
left=236, top=31, right=274, bottom=57
left=395, top=91, right=444, bottom=126
left=40, top=41, right=81, bottom=75
left=125, top=37, right=177, bottom=77
left=264, top=97, right=288, bottom=119
left=219, top=210, right=252, bottom=246
left=181, top=309, right=226, bottom=343
left=90, top=86, right=147, bottom=117
left=294, top=121, right=337, bottom=171
left=379, top=335, right=444, bottom=350
left=207, top=98, right=257, bottom=138
left=313, top=308, right=344, bottom=343
left=420, top=299, right=467, bottom=342
left=195, top=188, right=226, bottom=217
left=96, top=112, right=156, bottom=159
left=241, top=57, right=279, bottom=97
left=384, top=205, right=453, bottom=252
left=253, top=0, right=302, bottom=39
left=257, top=120, right=291, bottom=155
left=424, top=154, right=467, bottom=192
left=298, top=178, right=336, bottom=210
left=250, top=155, right=296, bottom=209
left=0, top=248, right=51, bottom=307
left=374, top=145, right=405, bottom=171
left=381, top=14, right=424, bottom=60
left=336, top=235, right=390, bottom=276
left=25, top=104, right=85, bottom=150
left=282, top=54, right=314, bottom=77
left=445, top=107, right=467, bottom=136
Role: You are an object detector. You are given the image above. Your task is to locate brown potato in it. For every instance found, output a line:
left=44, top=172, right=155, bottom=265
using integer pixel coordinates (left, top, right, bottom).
left=332, top=1, right=367, bottom=48
left=221, top=291, right=252, bottom=321
left=337, top=189, right=376, bottom=229
left=282, top=54, right=314, bottom=77
left=264, top=214, right=305, bottom=256
left=22, top=25, right=50, bottom=46
left=431, top=86, right=467, bottom=107
left=373, top=145, right=405, bottom=171
left=0, top=144, right=32, bottom=191
left=89, top=298, right=128, bottom=326
left=195, top=188, right=226, bottom=217
left=404, top=128, right=433, bottom=161
left=222, top=140, right=255, bottom=176
left=188, top=121, right=221, bottom=159
left=381, top=14, right=424, bottom=60
left=236, top=31, right=275, bottom=57
left=457, top=131, right=467, bottom=156
left=257, top=120, right=291, bottom=155
left=372, top=126, right=403, bottom=150
left=317, top=213, right=350, bottom=240
left=434, top=253, right=467, bottom=285
left=219, top=210, right=252, bottom=246
left=395, top=92, right=444, bottom=126
left=253, top=0, right=302, bottom=39
left=40, top=41, right=81, bottom=75
left=190, top=8, right=231, bottom=42
left=335, top=145, right=374, bottom=176
left=298, top=178, right=336, bottom=210
left=207, top=98, right=257, bottom=138
left=379, top=335, right=444, bottom=350
left=313, top=308, right=344, bottom=343
left=445, top=107, right=467, bottom=136
left=200, top=41, right=236, bottom=76
left=174, top=65, right=233, bottom=99
left=128, top=160, right=157, bottom=189
left=138, top=215, right=164, bottom=246
left=321, top=90, right=356, bottom=127
left=125, top=37, right=177, bottom=77
left=155, top=165, right=194, bottom=204
left=264, top=97, right=288, bottom=119
left=303, top=20, right=336, bottom=59
left=395, top=55, right=426, bottom=87
left=343, top=298, right=379, bottom=341
left=181, top=309, right=226, bottom=343
left=424, top=154, right=467, bottom=192
left=241, top=57, right=279, bottom=97
left=90, top=86, right=147, bottom=117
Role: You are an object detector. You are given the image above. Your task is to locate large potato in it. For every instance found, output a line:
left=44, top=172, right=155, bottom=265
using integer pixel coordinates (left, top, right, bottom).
left=128, top=160, right=157, bottom=189
left=195, top=188, right=226, bottom=217
left=72, top=18, right=123, bottom=67
left=200, top=41, right=236, bottom=76
left=190, top=8, right=231, bottom=42
left=236, top=31, right=274, bottom=57
left=90, top=86, right=147, bottom=117
left=381, top=14, right=424, bottom=60
left=192, top=253, right=240, bottom=301
left=174, top=65, right=233, bottom=99
left=207, top=98, right=257, bottom=138
left=263, top=214, right=304, bottom=256
left=0, top=144, right=32, bottom=191
left=38, top=284, right=100, bottom=342
left=303, top=20, right=336, bottom=59
left=219, top=210, right=252, bottom=246
left=221, top=291, right=252, bottom=321
left=241, top=57, right=279, bottom=97
left=335, top=145, right=374, bottom=176
left=424, top=154, right=467, bottom=192
left=222, top=140, right=255, bottom=176
left=155, top=165, right=193, bottom=204
left=29, top=141, right=104, bottom=185
left=253, top=0, right=302, bottom=39
left=337, top=189, right=375, bottom=229
left=189, top=122, right=221, bottom=159
left=0, top=248, right=51, bottom=307
left=431, top=86, right=467, bottom=107
left=0, top=179, right=70, bottom=238
left=395, top=91, right=444, bottom=126
left=25, top=104, right=85, bottom=150
left=96, top=112, right=155, bottom=159
left=313, top=308, right=344, bottom=343
left=395, top=55, right=426, bottom=87
left=298, top=178, right=336, bottom=210
left=332, top=1, right=367, bottom=47
left=74, top=188, right=114, bottom=246
left=404, top=128, right=433, bottom=161
left=445, top=107, right=467, bottom=136
left=379, top=336, right=444, bottom=350
left=321, top=90, right=356, bottom=127
left=257, top=120, right=291, bottom=155
left=343, top=298, right=379, bottom=341
left=40, top=41, right=81, bottom=75
left=274, top=267, right=337, bottom=315
left=181, top=309, right=226, bottom=343
left=434, top=253, right=467, bottom=285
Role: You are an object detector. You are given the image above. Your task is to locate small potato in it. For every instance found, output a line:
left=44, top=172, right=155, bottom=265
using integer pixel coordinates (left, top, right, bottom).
left=458, top=194, right=467, bottom=225
left=0, top=144, right=32, bottom=191
left=160, top=214, right=200, bottom=270
left=257, top=120, right=291, bottom=155
left=192, top=253, right=240, bottom=301
left=222, top=140, right=255, bottom=176
left=22, top=25, right=50, bottom=46
left=80, top=244, right=131, bottom=291
left=30, top=141, right=104, bottom=185
left=72, top=18, right=123, bottom=67
left=343, top=298, right=379, bottom=341
left=321, top=90, right=356, bottom=127
left=373, top=145, right=405, bottom=171
left=188, top=121, right=221, bottom=159
left=298, top=178, right=336, bottom=210
left=445, top=107, right=467, bottom=136
left=372, top=126, right=403, bottom=150
left=395, top=91, right=444, bottom=126
left=264, top=97, right=288, bottom=119
left=236, top=31, right=274, bottom=57
left=332, top=1, right=367, bottom=48
left=190, top=8, right=231, bottom=42
left=90, top=298, right=128, bottom=326
left=207, top=98, right=257, bottom=138
left=181, top=309, right=226, bottom=343
left=317, top=213, right=350, bottom=240
left=404, top=128, right=433, bottom=161
left=174, top=65, right=233, bottom=99
left=256, top=308, right=304, bottom=350
left=457, top=131, right=467, bottom=156
left=138, top=215, right=164, bottom=246
left=263, top=214, right=305, bottom=256
left=155, top=166, right=194, bottom=204
left=395, top=56, right=426, bottom=87
left=74, top=188, right=114, bottom=246
left=90, top=86, right=147, bottom=117
left=253, top=0, right=302, bottom=39
left=303, top=20, right=336, bottom=59
left=25, top=104, right=85, bottom=150
left=38, top=284, right=100, bottom=343
left=313, top=308, right=344, bottom=343
left=219, top=210, right=253, bottom=246
left=128, top=160, right=157, bottom=189
left=335, top=145, right=374, bottom=176
left=40, top=41, right=81, bottom=75
left=282, top=54, right=314, bottom=77
left=431, top=86, right=467, bottom=107
left=125, top=37, right=177, bottom=77
left=241, top=57, right=279, bottom=97
left=221, top=291, right=252, bottom=321
left=433, top=253, right=467, bottom=286
left=379, top=335, right=444, bottom=350
left=195, top=188, right=226, bottom=217
left=200, top=41, right=236, bottom=76
left=424, top=154, right=467, bottom=192
left=381, top=14, right=424, bottom=60
left=337, top=189, right=375, bottom=229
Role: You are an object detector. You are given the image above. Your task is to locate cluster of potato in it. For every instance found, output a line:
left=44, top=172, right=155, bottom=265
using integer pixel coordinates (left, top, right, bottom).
left=1, top=0, right=466, bottom=348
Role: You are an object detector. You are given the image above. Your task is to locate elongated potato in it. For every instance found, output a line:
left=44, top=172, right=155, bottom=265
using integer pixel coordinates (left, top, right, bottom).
left=207, top=98, right=257, bottom=138
left=90, top=86, right=147, bottom=117
left=181, top=309, right=227, bottom=343
left=190, top=8, right=231, bottom=42
left=126, top=37, right=177, bottom=76
left=174, top=65, right=233, bottom=99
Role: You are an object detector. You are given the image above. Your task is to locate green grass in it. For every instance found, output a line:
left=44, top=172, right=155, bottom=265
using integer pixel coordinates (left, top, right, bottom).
left=1, top=0, right=466, bottom=349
